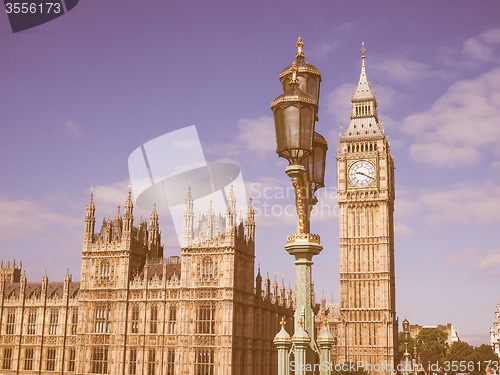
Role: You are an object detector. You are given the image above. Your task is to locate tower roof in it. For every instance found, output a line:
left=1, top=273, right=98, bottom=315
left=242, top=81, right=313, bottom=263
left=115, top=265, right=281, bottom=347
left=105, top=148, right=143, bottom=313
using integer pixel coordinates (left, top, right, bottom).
left=352, top=42, right=374, bottom=101
left=341, top=42, right=384, bottom=141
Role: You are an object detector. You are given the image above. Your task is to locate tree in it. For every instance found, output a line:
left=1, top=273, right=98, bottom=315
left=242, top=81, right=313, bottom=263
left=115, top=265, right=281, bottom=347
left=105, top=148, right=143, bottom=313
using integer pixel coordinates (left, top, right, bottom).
left=420, top=349, right=441, bottom=371
left=443, top=341, right=474, bottom=375
left=468, top=344, right=500, bottom=375
left=415, top=328, right=449, bottom=363
left=440, top=341, right=499, bottom=375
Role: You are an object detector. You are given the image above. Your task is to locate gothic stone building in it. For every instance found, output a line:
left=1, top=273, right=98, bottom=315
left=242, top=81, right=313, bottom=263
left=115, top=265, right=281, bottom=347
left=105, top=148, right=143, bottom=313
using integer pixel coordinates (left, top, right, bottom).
left=0, top=188, right=293, bottom=374
left=314, top=44, right=398, bottom=374
left=491, top=300, right=500, bottom=358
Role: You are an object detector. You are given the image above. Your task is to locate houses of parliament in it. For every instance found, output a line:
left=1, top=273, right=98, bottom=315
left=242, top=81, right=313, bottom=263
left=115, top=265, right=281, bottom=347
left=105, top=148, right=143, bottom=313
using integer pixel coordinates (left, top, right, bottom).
left=0, top=41, right=397, bottom=374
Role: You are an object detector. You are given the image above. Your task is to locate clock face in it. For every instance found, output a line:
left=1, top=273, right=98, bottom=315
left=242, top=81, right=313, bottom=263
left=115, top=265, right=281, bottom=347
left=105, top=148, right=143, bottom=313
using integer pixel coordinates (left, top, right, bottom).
left=348, top=160, right=376, bottom=187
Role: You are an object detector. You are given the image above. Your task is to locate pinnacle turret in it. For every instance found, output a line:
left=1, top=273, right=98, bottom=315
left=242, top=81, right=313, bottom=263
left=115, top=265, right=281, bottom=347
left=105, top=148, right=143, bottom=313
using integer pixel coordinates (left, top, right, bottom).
left=182, top=186, right=194, bottom=248
left=115, top=204, right=122, bottom=223
left=84, top=188, right=96, bottom=246
left=148, top=203, right=162, bottom=258
left=245, top=197, right=255, bottom=241
left=122, top=187, right=134, bottom=235
left=225, top=184, right=237, bottom=232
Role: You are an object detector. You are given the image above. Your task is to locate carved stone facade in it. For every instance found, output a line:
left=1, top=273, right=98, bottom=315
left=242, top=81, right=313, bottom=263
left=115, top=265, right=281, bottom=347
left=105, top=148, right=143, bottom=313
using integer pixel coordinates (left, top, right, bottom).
left=0, top=189, right=293, bottom=375
left=491, top=301, right=500, bottom=357
left=329, top=45, right=398, bottom=373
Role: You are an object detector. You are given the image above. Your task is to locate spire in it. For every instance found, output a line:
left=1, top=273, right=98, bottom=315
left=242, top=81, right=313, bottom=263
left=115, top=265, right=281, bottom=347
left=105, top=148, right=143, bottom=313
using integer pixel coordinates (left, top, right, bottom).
left=320, top=290, right=326, bottom=312
left=245, top=197, right=255, bottom=242
left=255, top=266, right=262, bottom=295
left=84, top=188, right=96, bottom=246
left=352, top=42, right=374, bottom=101
left=182, top=185, right=194, bottom=248
left=226, top=184, right=236, bottom=232
left=86, top=187, right=95, bottom=215
left=287, top=282, right=293, bottom=308
left=342, top=42, right=383, bottom=140
left=124, top=185, right=133, bottom=215
left=115, top=204, right=122, bottom=223
left=186, top=184, right=193, bottom=204
left=150, top=203, right=158, bottom=226
left=42, top=269, right=48, bottom=293
left=106, top=216, right=112, bottom=242
left=280, top=280, right=286, bottom=306
left=148, top=204, right=162, bottom=258
left=122, top=186, right=134, bottom=236
left=264, top=272, right=271, bottom=300
left=207, top=200, right=214, bottom=239
left=272, top=275, right=279, bottom=304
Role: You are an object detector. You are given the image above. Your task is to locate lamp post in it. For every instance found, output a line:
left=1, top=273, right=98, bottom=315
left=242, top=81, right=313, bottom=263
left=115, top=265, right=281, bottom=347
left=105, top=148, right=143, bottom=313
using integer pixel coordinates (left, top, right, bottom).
left=272, top=37, right=330, bottom=375
left=402, top=317, right=411, bottom=375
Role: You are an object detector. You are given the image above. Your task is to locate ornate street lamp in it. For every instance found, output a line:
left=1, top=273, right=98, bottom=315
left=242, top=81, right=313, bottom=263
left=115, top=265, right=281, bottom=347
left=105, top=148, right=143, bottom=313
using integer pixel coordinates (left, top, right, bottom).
left=402, top=316, right=412, bottom=375
left=272, top=37, right=331, bottom=375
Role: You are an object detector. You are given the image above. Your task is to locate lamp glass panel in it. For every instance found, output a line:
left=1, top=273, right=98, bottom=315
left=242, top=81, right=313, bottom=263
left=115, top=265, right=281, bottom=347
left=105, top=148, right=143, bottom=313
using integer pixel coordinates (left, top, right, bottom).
left=313, top=145, right=326, bottom=185
left=282, top=78, right=290, bottom=93
left=274, top=108, right=285, bottom=152
left=299, top=106, right=313, bottom=151
left=307, top=76, right=318, bottom=100
left=284, top=106, right=300, bottom=149
left=297, top=76, right=306, bottom=92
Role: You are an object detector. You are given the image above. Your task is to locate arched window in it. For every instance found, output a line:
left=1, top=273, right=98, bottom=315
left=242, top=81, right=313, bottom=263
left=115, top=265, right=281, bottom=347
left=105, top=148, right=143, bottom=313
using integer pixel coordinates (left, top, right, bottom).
left=202, top=257, right=214, bottom=280
left=100, top=262, right=110, bottom=281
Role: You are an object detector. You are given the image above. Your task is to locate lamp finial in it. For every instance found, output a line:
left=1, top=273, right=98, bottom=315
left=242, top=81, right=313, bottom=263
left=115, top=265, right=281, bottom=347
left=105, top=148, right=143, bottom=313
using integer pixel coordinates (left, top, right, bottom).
left=290, top=61, right=299, bottom=85
left=296, top=37, right=304, bottom=58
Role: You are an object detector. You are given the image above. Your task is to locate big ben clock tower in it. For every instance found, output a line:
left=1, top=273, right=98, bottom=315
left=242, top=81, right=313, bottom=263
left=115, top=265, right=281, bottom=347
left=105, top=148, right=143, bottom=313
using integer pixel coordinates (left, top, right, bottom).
left=336, top=43, right=397, bottom=373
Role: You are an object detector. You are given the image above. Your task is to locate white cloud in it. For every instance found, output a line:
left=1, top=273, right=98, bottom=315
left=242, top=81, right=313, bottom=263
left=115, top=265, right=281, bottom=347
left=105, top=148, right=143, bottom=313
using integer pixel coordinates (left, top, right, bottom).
left=205, top=116, right=276, bottom=163
left=404, top=67, right=500, bottom=167
left=92, top=180, right=130, bottom=214
left=394, top=224, right=414, bottom=237
left=64, top=120, right=82, bottom=139
left=491, top=160, right=500, bottom=170
left=409, top=143, right=481, bottom=167
left=395, top=195, right=422, bottom=219
left=462, top=27, right=500, bottom=63
left=0, top=196, right=80, bottom=243
left=91, top=180, right=159, bottom=223
left=420, top=182, right=500, bottom=225
left=371, top=56, right=436, bottom=84
left=443, top=248, right=500, bottom=270
left=326, top=82, right=352, bottom=126
left=480, top=28, right=500, bottom=45
left=234, top=116, right=276, bottom=160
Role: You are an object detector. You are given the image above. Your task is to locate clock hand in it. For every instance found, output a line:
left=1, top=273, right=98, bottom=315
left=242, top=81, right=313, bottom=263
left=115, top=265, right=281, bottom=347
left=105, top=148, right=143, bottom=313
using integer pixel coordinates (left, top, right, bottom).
left=356, top=171, right=374, bottom=179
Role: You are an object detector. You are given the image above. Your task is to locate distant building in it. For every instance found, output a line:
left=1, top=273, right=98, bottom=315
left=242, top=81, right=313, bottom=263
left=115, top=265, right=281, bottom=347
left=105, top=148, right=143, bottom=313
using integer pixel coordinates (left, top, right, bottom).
left=491, top=300, right=500, bottom=357
left=409, top=323, right=460, bottom=346
left=0, top=187, right=293, bottom=375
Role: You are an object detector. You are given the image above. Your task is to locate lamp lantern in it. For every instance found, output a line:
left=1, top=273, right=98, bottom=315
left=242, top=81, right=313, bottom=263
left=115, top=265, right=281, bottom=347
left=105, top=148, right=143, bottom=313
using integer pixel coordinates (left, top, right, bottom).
left=272, top=61, right=317, bottom=165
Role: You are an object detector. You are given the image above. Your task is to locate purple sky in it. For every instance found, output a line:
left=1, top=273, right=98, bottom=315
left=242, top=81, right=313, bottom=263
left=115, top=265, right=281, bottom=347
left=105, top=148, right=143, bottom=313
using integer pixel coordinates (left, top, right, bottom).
left=1, top=0, right=500, bottom=346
